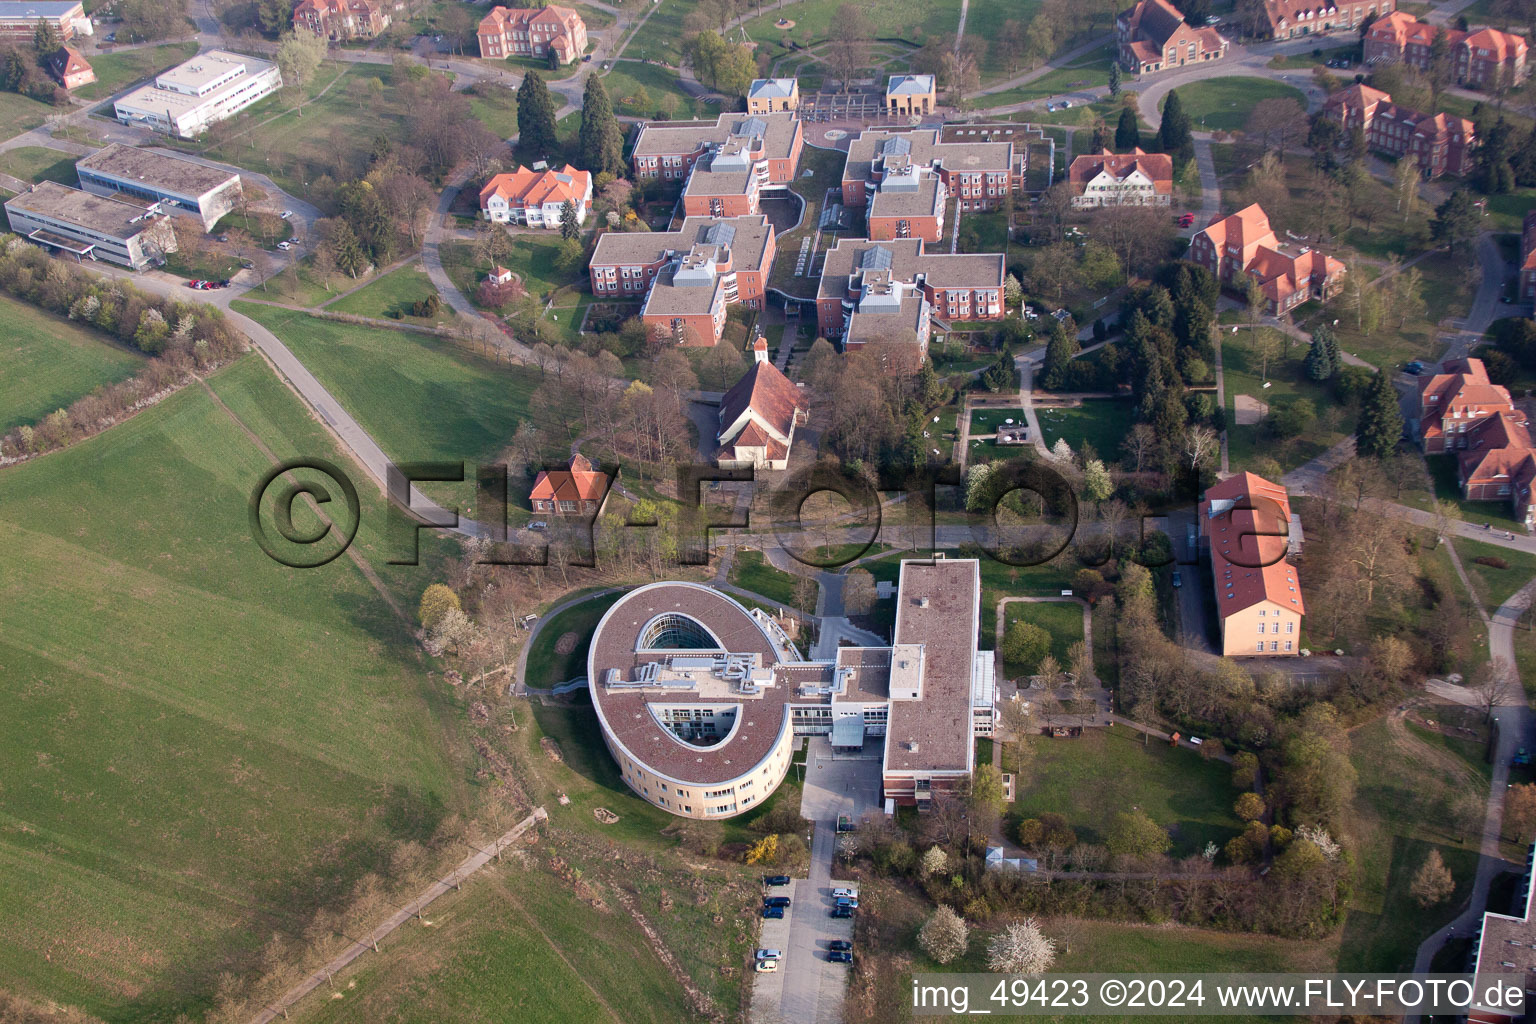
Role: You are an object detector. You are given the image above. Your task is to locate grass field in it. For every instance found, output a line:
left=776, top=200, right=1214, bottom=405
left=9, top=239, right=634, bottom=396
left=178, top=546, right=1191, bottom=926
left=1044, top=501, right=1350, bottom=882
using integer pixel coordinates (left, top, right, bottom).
left=1008, top=727, right=1245, bottom=858
left=1164, top=77, right=1307, bottom=133
left=524, top=590, right=623, bottom=687
left=604, top=60, right=723, bottom=119
left=1222, top=331, right=1355, bottom=474
left=999, top=598, right=1084, bottom=669
left=1341, top=716, right=1486, bottom=971
left=0, top=145, right=77, bottom=186
left=231, top=302, right=546, bottom=480
left=0, top=354, right=468, bottom=1019
left=0, top=91, right=59, bottom=142
left=1036, top=398, right=1137, bottom=462
left=728, top=549, right=804, bottom=607
left=325, top=261, right=444, bottom=321
left=72, top=42, right=200, bottom=102
left=1451, top=537, right=1536, bottom=613
left=0, top=293, right=145, bottom=432
left=440, top=234, right=581, bottom=305
left=969, top=406, right=1026, bottom=435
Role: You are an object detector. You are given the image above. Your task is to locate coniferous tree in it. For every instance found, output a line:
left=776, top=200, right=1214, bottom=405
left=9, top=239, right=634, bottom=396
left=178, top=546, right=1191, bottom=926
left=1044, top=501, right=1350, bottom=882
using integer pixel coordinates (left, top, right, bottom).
left=517, top=71, right=560, bottom=163
left=1155, top=89, right=1192, bottom=159
left=1304, top=325, right=1337, bottom=381
left=1107, top=62, right=1121, bottom=97
left=1115, top=106, right=1139, bottom=151
left=560, top=199, right=579, bottom=240
left=1355, top=369, right=1404, bottom=459
left=578, top=74, right=625, bottom=177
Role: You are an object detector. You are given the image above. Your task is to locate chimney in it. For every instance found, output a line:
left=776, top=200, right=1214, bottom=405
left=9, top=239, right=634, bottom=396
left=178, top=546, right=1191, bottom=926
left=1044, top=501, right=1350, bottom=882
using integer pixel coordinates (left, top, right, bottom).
left=752, top=333, right=769, bottom=364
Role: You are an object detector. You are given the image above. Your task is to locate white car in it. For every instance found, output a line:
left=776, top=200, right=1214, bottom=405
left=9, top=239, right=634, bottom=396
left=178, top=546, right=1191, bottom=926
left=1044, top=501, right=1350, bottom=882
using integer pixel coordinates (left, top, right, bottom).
left=276, top=241, right=293, bottom=251
left=279, top=210, right=294, bottom=220
left=832, top=888, right=858, bottom=900
left=756, top=949, right=782, bottom=960
left=754, top=960, right=778, bottom=974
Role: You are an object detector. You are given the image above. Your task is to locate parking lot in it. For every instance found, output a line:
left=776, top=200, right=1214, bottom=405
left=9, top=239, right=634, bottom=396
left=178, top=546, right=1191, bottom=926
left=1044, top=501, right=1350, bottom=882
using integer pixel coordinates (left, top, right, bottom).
left=751, top=874, right=858, bottom=1024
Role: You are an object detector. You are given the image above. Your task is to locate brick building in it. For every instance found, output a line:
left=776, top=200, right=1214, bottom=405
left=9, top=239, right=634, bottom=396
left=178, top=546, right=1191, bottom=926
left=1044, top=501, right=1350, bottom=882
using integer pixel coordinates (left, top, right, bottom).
left=816, top=238, right=1004, bottom=371
left=1321, top=82, right=1475, bottom=177
left=631, top=112, right=803, bottom=190
left=1262, top=0, right=1393, bottom=40
left=529, top=454, right=609, bottom=515
left=0, top=1, right=89, bottom=44
left=477, top=5, right=588, bottom=64
left=841, top=128, right=1022, bottom=216
left=589, top=215, right=775, bottom=310
left=48, top=45, right=93, bottom=90
left=1365, top=12, right=1528, bottom=90
left=1067, top=147, right=1173, bottom=207
left=1189, top=203, right=1345, bottom=315
left=292, top=0, right=390, bottom=40
left=1116, top=0, right=1227, bottom=74
left=1411, top=358, right=1536, bottom=530
left=680, top=146, right=764, bottom=217
left=866, top=161, right=947, bottom=243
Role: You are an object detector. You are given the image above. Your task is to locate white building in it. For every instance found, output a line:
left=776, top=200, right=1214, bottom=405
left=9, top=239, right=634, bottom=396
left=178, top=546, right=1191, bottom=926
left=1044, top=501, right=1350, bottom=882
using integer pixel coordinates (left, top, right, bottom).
left=477, top=164, right=592, bottom=228
left=75, top=145, right=243, bottom=232
left=113, top=51, right=282, bottom=140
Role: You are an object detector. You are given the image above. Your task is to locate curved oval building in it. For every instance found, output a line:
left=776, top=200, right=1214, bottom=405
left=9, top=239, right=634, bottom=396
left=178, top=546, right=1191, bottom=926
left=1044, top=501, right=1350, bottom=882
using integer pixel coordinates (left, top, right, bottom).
left=587, top=560, right=989, bottom=819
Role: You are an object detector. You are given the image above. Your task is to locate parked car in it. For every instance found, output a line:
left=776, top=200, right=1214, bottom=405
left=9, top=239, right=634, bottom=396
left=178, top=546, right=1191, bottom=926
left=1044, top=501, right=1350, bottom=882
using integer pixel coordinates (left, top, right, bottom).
left=105, top=32, right=116, bottom=41
left=828, top=951, right=853, bottom=963
left=276, top=241, right=293, bottom=251
left=1172, top=571, right=1183, bottom=588
left=583, top=54, right=592, bottom=61
left=763, top=875, right=791, bottom=887
left=186, top=279, right=206, bottom=288
left=835, top=896, right=859, bottom=909
left=756, top=949, right=782, bottom=960
left=831, top=905, right=853, bottom=919
left=755, top=959, right=778, bottom=973
left=763, top=896, right=791, bottom=908
left=832, top=888, right=858, bottom=899
left=217, top=234, right=229, bottom=243
left=528, top=520, right=548, bottom=531
left=279, top=210, right=294, bottom=220
left=829, top=940, right=853, bottom=952
left=1178, top=212, right=1195, bottom=227
left=1405, top=360, right=1426, bottom=375
left=763, top=906, right=785, bottom=919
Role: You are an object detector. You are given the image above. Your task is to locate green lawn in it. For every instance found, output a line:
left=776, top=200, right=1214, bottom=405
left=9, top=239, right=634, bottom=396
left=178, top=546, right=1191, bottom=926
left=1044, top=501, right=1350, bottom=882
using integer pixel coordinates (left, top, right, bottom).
left=0, top=354, right=467, bottom=1019
left=1452, top=537, right=1536, bottom=613
left=325, top=261, right=444, bottom=321
left=735, top=0, right=965, bottom=58
left=440, top=234, right=582, bottom=305
left=72, top=41, right=199, bottom=102
left=162, top=247, right=244, bottom=282
left=1036, top=398, right=1137, bottom=462
left=0, top=145, right=77, bottom=186
left=999, top=598, right=1084, bottom=669
left=1341, top=717, right=1485, bottom=971
left=1163, top=77, right=1307, bottom=133
left=0, top=90, right=59, bottom=142
left=0, top=293, right=145, bottom=432
left=974, top=48, right=1117, bottom=107
left=1266, top=44, right=1356, bottom=69
left=524, top=591, right=624, bottom=687
left=1415, top=453, right=1530, bottom=534
left=603, top=60, right=722, bottom=119
left=262, top=258, right=343, bottom=308
left=1222, top=332, right=1355, bottom=474
left=469, top=91, right=518, bottom=139
left=968, top=406, right=1026, bottom=435
left=1009, top=727, right=1246, bottom=857
left=728, top=549, right=805, bottom=608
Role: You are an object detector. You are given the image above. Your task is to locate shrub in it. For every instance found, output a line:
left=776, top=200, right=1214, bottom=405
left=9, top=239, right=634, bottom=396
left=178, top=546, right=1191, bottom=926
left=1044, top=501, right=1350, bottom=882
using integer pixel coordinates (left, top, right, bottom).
left=1474, top=555, right=1509, bottom=570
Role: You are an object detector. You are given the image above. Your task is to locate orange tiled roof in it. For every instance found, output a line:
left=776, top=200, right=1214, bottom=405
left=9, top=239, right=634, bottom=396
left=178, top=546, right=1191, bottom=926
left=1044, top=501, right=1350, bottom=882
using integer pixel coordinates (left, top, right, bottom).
left=1202, top=472, right=1305, bottom=617
left=530, top=453, right=609, bottom=503
left=479, top=165, right=591, bottom=210
left=1463, top=26, right=1527, bottom=62
left=1067, top=148, right=1174, bottom=194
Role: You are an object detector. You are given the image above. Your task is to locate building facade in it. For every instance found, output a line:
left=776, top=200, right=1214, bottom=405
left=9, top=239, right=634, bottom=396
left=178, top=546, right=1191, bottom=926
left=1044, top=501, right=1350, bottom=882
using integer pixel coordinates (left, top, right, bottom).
left=75, top=144, right=243, bottom=232
left=1199, top=473, right=1305, bottom=657
left=841, top=128, right=1022, bottom=216
left=1189, top=203, right=1345, bottom=315
left=477, top=5, right=588, bottom=64
left=1365, top=13, right=1528, bottom=90
left=1262, top=0, right=1393, bottom=40
left=1412, top=358, right=1536, bottom=529
left=0, top=1, right=89, bottom=43
left=4, top=181, right=177, bottom=269
left=292, top=0, right=390, bottom=40
left=866, top=162, right=947, bottom=242
left=1067, top=147, right=1173, bottom=207
left=1467, top=844, right=1536, bottom=1024
left=1117, top=0, right=1227, bottom=74
left=631, top=112, right=803, bottom=192
left=113, top=51, right=282, bottom=139
left=747, top=78, right=798, bottom=114
left=587, top=560, right=987, bottom=819
left=1321, top=83, right=1475, bottom=177
left=589, top=215, right=775, bottom=310
left=479, top=164, right=592, bottom=227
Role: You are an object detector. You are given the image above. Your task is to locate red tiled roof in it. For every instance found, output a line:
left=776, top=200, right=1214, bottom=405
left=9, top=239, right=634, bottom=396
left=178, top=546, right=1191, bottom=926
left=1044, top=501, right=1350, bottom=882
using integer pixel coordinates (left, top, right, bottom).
left=1067, top=148, right=1174, bottom=194
left=1201, top=473, right=1305, bottom=617
left=480, top=165, right=591, bottom=211
left=529, top=453, right=609, bottom=503
left=1463, top=26, right=1527, bottom=62
left=718, top=360, right=807, bottom=446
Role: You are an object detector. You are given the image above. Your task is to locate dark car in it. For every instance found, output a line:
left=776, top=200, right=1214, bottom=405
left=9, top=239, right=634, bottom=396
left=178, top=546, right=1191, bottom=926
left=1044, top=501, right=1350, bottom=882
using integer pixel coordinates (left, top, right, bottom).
left=1171, top=571, right=1183, bottom=588
left=763, top=896, right=791, bottom=908
left=831, top=905, right=853, bottom=919
left=828, top=950, right=853, bottom=963
left=1405, top=360, right=1426, bottom=375
left=829, top=940, right=853, bottom=952
left=763, top=875, right=791, bottom=887
left=762, top=905, right=784, bottom=919
left=583, top=54, right=593, bottom=61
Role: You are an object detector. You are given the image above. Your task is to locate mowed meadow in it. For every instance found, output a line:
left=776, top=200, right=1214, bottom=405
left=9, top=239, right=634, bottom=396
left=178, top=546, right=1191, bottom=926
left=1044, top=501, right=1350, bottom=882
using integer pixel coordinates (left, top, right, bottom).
left=0, top=354, right=470, bottom=1019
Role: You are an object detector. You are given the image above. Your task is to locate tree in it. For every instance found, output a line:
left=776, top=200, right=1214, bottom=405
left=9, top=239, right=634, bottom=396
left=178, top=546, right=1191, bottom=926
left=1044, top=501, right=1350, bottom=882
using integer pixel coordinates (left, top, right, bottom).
left=1304, top=324, right=1338, bottom=381
left=276, top=31, right=327, bottom=111
left=1475, top=657, right=1516, bottom=722
left=1432, top=188, right=1480, bottom=256
left=837, top=568, right=876, bottom=618
left=1393, top=154, right=1421, bottom=218
left=986, top=919, right=1056, bottom=974
left=1001, top=620, right=1050, bottom=672
left=1410, top=849, right=1455, bottom=907
left=418, top=583, right=460, bottom=629
left=517, top=72, right=560, bottom=163
left=826, top=4, right=873, bottom=92
left=1354, top=369, right=1404, bottom=460
left=578, top=74, right=626, bottom=177
left=1155, top=89, right=1192, bottom=158
left=1234, top=792, right=1266, bottom=822
left=32, top=19, right=59, bottom=55
left=940, top=50, right=981, bottom=107
left=1506, top=783, right=1536, bottom=842
left=918, top=906, right=970, bottom=964
left=1082, top=459, right=1113, bottom=504
left=1232, top=751, right=1259, bottom=789
left=919, top=845, right=949, bottom=878
left=1244, top=97, right=1309, bottom=153
left=554, top=237, right=584, bottom=275
left=560, top=199, right=580, bottom=241
left=745, top=834, right=780, bottom=864
left=1182, top=423, right=1219, bottom=471
left=970, top=763, right=1007, bottom=834
left=1114, top=105, right=1139, bottom=150
left=1105, top=808, right=1172, bottom=859
left=1107, top=62, right=1122, bottom=97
